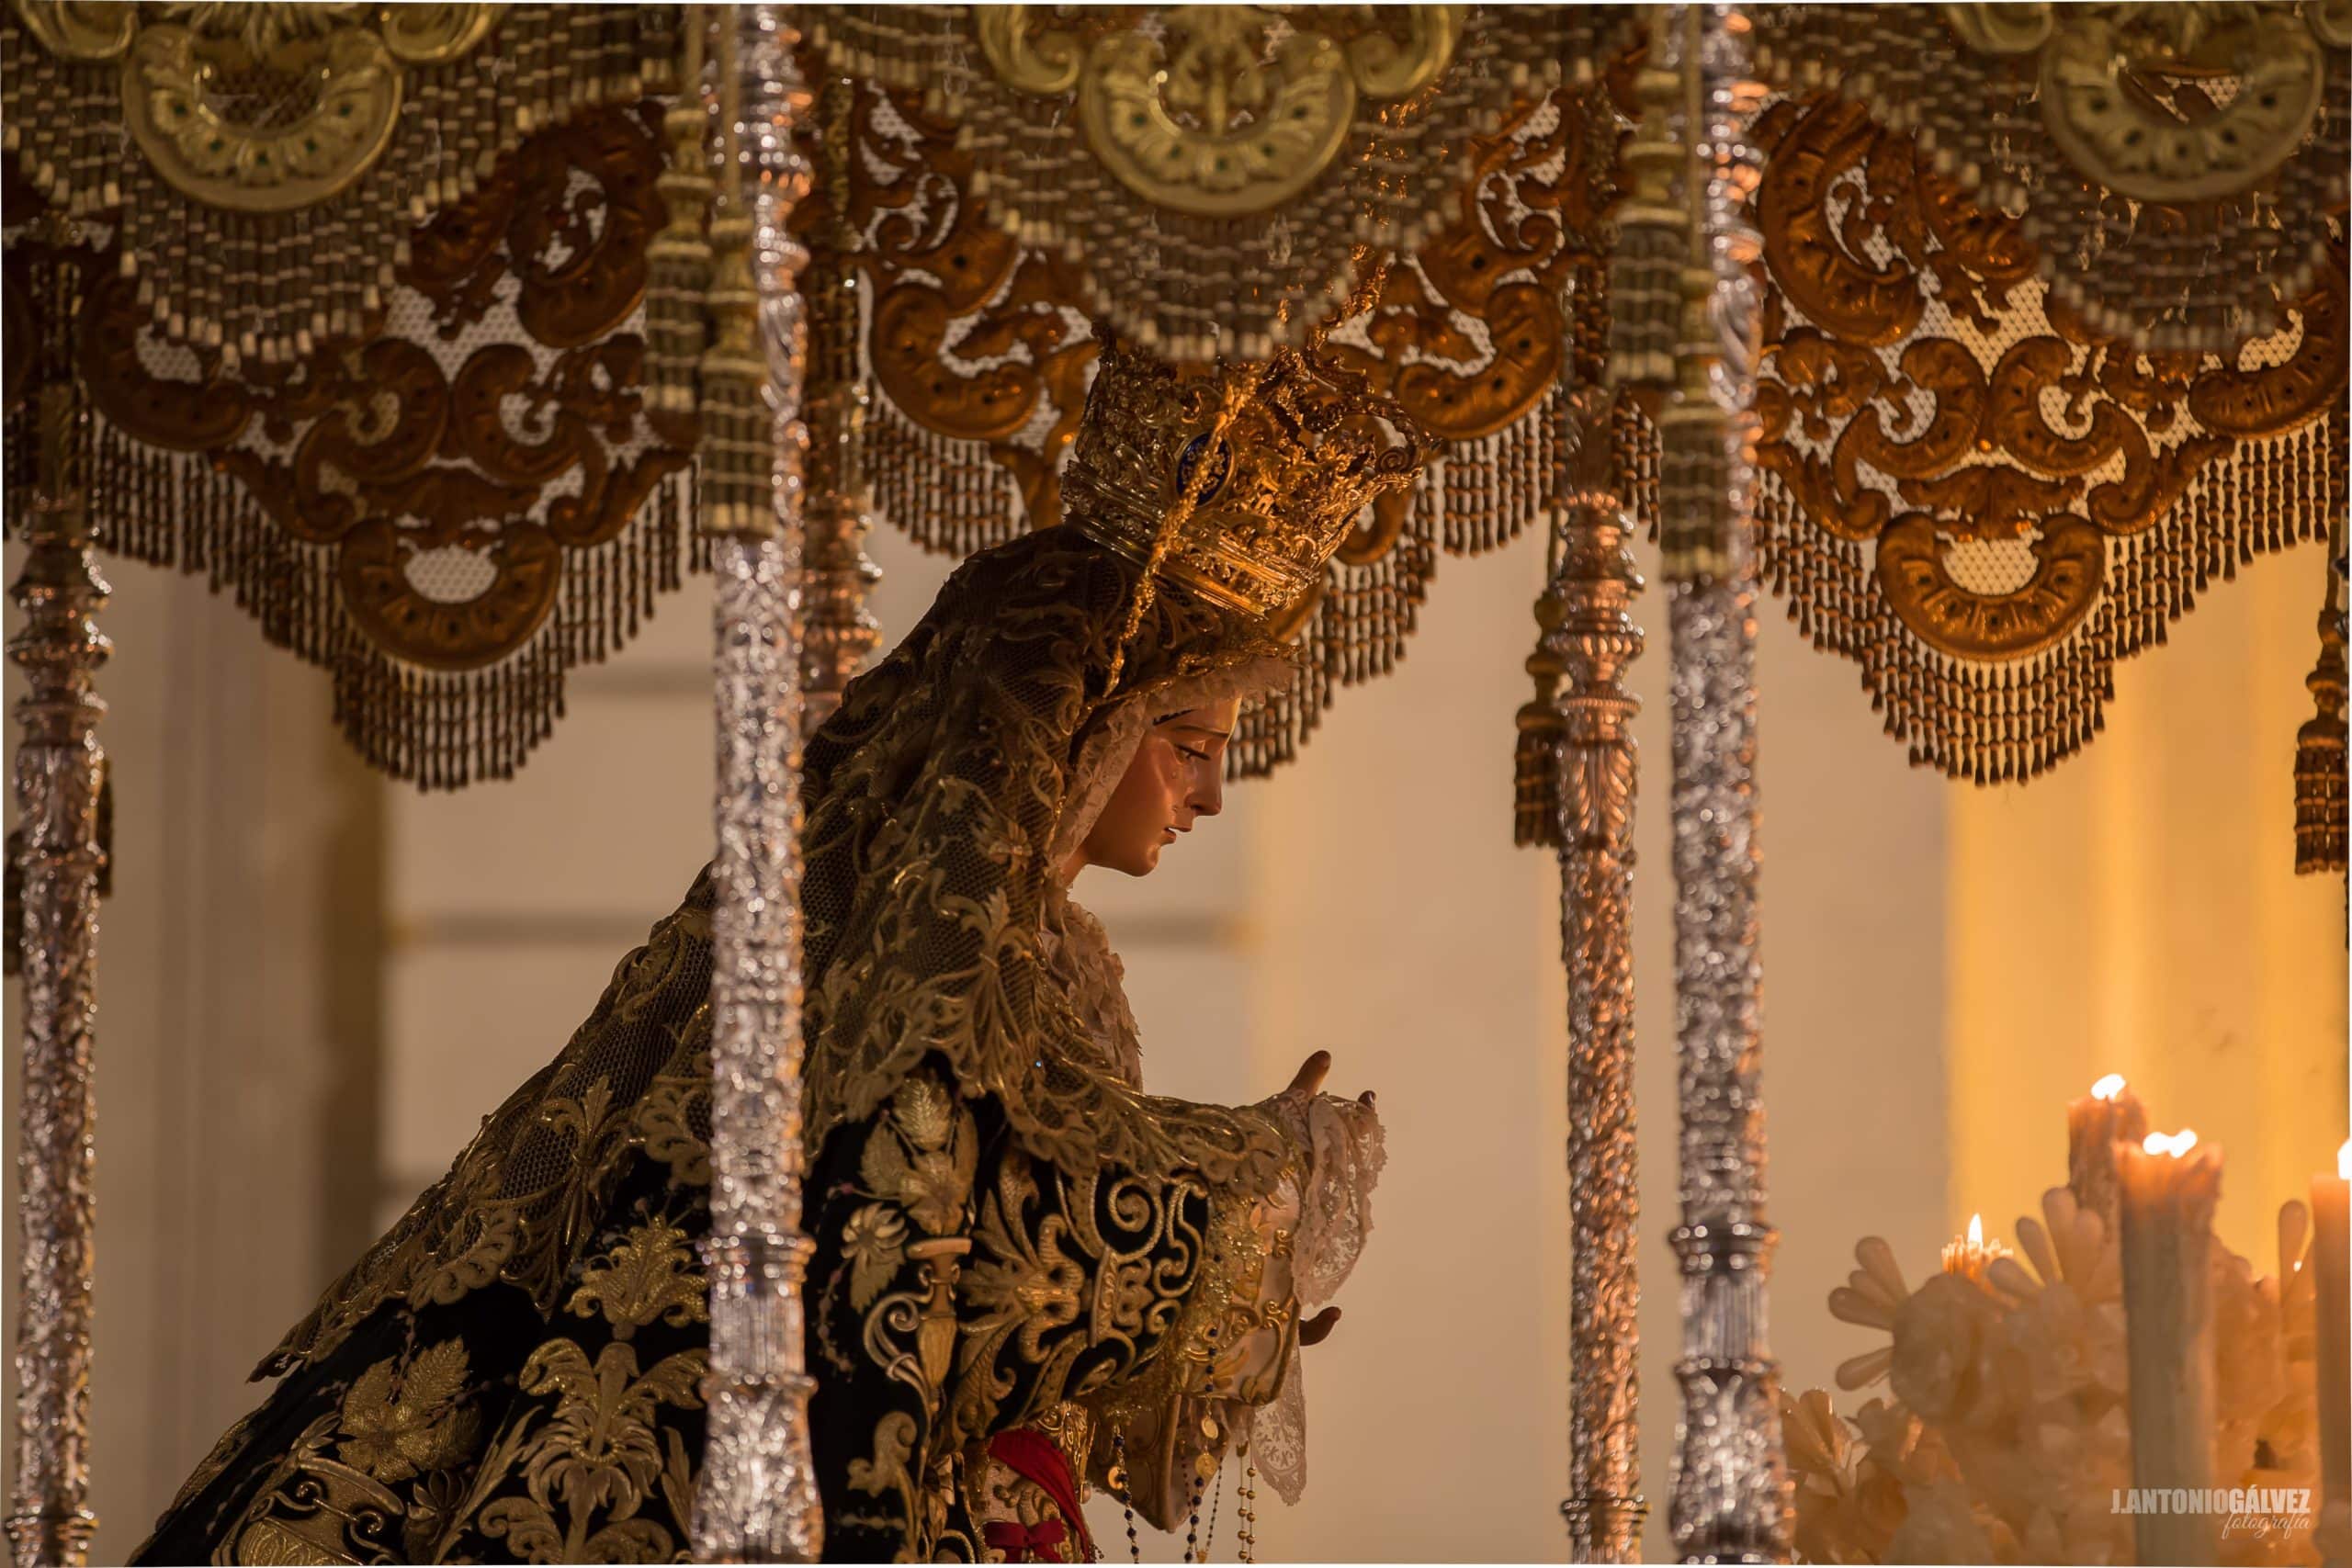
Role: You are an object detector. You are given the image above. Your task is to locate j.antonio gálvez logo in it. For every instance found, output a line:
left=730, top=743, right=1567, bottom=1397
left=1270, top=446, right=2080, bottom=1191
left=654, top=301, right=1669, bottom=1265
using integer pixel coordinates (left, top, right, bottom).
left=2112, top=1487, right=2314, bottom=1539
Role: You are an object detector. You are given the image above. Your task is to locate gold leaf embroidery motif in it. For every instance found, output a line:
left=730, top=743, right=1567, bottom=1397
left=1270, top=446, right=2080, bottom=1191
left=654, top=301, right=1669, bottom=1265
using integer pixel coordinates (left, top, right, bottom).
left=967, top=1160, right=1087, bottom=1368
left=334, top=1338, right=481, bottom=1483
left=843, top=1201, right=910, bottom=1312
left=457, top=1337, right=707, bottom=1564
left=859, top=1073, right=981, bottom=1237
left=566, top=1213, right=707, bottom=1339
left=848, top=1410, right=919, bottom=1498
left=892, top=1073, right=956, bottom=1151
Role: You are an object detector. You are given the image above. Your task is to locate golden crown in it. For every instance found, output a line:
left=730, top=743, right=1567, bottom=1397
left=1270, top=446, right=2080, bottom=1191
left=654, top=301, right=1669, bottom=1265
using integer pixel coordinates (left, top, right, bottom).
left=1060, top=331, right=1437, bottom=623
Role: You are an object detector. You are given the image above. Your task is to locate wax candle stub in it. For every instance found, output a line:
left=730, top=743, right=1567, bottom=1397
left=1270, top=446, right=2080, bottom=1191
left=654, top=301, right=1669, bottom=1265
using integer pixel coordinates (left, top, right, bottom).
left=2118, top=1130, right=2223, bottom=1566
left=2067, top=1077, right=2149, bottom=1231
left=1941, top=1213, right=2008, bottom=1280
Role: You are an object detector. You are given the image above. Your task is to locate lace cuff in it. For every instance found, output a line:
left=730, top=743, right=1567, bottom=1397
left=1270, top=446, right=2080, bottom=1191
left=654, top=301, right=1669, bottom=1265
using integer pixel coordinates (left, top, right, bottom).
left=1232, top=1090, right=1385, bottom=1505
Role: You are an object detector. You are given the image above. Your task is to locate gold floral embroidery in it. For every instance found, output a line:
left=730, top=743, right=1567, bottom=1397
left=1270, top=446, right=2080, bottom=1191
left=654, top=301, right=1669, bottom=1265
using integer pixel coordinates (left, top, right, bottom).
left=962, top=1156, right=1089, bottom=1424
left=334, top=1338, right=481, bottom=1483
left=412, top=1161, right=525, bottom=1310
left=452, top=1337, right=706, bottom=1563
left=844, top=1201, right=911, bottom=1311
left=849, top=1409, right=920, bottom=1499
left=566, top=1213, right=707, bottom=1339
left=859, top=1073, right=980, bottom=1237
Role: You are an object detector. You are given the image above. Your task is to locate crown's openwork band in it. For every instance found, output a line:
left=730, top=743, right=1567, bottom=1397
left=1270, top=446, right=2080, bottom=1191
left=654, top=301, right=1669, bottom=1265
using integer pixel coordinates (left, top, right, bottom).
left=1062, top=332, right=1440, bottom=626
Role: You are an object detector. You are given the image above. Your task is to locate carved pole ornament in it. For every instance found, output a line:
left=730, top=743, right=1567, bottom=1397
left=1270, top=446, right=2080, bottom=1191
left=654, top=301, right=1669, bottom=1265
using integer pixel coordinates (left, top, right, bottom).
left=801, top=69, right=882, bottom=727
left=690, top=6, right=823, bottom=1561
left=1549, top=389, right=1650, bottom=1564
left=6, top=380, right=108, bottom=1568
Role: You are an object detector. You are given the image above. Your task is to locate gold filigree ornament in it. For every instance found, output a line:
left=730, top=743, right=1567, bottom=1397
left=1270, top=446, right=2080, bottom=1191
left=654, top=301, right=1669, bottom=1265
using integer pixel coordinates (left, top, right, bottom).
left=105, top=4, right=493, bottom=216
left=1751, top=94, right=2348, bottom=786
left=8, top=0, right=134, bottom=59
left=2032, top=5, right=2324, bottom=205
left=1750, top=2, right=2352, bottom=353
left=980, top=5, right=1458, bottom=220
left=1060, top=329, right=1435, bottom=625
left=3, top=2, right=662, bottom=367
left=120, top=17, right=406, bottom=215
left=806, top=5, right=1571, bottom=360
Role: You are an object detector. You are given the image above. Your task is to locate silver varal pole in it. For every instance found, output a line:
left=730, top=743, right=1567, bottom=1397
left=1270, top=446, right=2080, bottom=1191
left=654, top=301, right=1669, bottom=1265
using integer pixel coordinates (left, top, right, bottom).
left=6, top=380, right=107, bottom=1568
left=691, top=4, right=822, bottom=1561
left=1658, top=4, right=1792, bottom=1562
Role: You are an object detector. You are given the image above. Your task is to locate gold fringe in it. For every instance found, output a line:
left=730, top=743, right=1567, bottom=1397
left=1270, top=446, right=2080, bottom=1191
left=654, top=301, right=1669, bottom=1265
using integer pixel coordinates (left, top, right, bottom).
left=77, top=413, right=696, bottom=791
left=1754, top=409, right=2344, bottom=787
left=865, top=394, right=1025, bottom=557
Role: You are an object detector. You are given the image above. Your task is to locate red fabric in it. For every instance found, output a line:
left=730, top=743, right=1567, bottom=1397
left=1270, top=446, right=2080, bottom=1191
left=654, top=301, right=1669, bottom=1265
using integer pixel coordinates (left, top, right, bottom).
left=982, top=1517, right=1068, bottom=1562
left=983, top=1428, right=1095, bottom=1562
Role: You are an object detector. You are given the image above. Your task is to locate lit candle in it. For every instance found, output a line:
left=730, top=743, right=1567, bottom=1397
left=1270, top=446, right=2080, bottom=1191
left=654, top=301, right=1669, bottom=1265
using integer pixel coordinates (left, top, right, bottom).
left=1940, top=1213, right=2009, bottom=1282
left=2067, top=1072, right=2149, bottom=1234
left=2119, top=1128, right=2222, bottom=1566
left=2313, top=1140, right=2351, bottom=1568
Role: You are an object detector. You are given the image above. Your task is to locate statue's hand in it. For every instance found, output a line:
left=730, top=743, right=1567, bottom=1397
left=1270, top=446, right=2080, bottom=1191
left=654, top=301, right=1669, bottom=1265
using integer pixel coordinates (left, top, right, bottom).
left=1282, top=1050, right=1377, bottom=1110
left=1300, top=1306, right=1342, bottom=1348
left=1283, top=1050, right=1331, bottom=1096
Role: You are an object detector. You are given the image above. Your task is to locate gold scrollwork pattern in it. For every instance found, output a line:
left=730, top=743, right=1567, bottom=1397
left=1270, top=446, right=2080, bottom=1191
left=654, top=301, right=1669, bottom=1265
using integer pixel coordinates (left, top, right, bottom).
left=46, top=105, right=696, bottom=789
left=2, top=3, right=665, bottom=372
left=1750, top=2, right=2351, bottom=354
left=831, top=65, right=1096, bottom=555
left=808, top=4, right=1576, bottom=357
left=823, top=30, right=1646, bottom=782
left=1752, top=94, right=2350, bottom=784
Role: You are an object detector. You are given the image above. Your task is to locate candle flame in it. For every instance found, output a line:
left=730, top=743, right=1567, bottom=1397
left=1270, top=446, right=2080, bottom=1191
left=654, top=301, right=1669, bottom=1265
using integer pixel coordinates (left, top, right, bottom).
left=2143, top=1129, right=2199, bottom=1157
left=2338, top=1139, right=2351, bottom=1180
left=1967, top=1213, right=1984, bottom=1246
left=2092, top=1073, right=2127, bottom=1100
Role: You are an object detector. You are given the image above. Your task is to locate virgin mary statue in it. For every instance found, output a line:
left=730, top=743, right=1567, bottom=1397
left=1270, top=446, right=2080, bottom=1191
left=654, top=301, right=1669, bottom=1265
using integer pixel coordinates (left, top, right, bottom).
left=133, top=331, right=1427, bottom=1565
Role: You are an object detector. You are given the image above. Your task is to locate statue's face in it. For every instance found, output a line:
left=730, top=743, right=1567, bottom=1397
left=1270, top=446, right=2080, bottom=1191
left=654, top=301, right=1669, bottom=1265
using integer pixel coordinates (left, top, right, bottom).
left=1080, top=697, right=1239, bottom=877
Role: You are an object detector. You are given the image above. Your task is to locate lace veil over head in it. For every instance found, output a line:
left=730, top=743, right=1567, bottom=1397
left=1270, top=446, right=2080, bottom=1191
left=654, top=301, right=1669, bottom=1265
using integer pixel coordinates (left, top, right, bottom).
left=799, top=527, right=1298, bottom=1194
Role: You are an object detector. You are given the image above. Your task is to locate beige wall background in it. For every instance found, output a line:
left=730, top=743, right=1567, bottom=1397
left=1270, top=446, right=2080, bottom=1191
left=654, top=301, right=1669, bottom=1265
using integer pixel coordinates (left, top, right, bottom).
left=5, top=520, right=2337, bottom=1562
